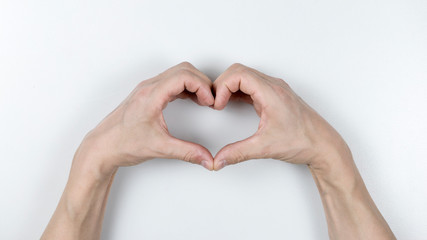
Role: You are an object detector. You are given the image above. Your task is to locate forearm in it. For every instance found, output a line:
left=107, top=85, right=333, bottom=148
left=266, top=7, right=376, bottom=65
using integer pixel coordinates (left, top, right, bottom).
left=309, top=149, right=395, bottom=240
left=41, top=154, right=116, bottom=240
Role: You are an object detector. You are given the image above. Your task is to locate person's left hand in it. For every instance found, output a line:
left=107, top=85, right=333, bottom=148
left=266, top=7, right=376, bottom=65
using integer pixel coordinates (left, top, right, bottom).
left=211, top=63, right=352, bottom=173
left=73, top=62, right=215, bottom=178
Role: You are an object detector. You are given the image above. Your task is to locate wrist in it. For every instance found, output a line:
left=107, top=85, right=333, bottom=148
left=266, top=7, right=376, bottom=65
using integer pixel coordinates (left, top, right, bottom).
left=70, top=153, right=117, bottom=185
left=308, top=142, right=361, bottom=195
left=73, top=134, right=119, bottom=180
left=63, top=155, right=117, bottom=223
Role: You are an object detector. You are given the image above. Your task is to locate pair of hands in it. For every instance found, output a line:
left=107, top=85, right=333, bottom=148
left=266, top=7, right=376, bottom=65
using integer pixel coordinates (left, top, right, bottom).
left=74, top=62, right=350, bottom=176
left=43, top=62, right=396, bottom=240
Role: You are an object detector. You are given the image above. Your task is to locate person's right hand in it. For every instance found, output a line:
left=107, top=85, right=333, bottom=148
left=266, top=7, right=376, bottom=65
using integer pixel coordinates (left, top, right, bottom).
left=73, top=62, right=215, bottom=178
left=212, top=63, right=354, bottom=173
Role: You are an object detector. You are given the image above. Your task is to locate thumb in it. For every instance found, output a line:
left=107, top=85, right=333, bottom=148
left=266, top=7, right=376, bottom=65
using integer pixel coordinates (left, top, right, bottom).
left=213, top=135, right=265, bottom=170
left=164, top=136, right=214, bottom=170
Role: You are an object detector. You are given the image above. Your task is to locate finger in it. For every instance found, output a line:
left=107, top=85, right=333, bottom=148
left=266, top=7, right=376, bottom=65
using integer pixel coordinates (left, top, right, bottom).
left=182, top=73, right=214, bottom=106
left=213, top=134, right=266, bottom=170
left=174, top=90, right=205, bottom=106
left=177, top=62, right=213, bottom=88
left=169, top=62, right=214, bottom=106
left=213, top=63, right=267, bottom=110
left=163, top=136, right=214, bottom=170
left=159, top=68, right=214, bottom=108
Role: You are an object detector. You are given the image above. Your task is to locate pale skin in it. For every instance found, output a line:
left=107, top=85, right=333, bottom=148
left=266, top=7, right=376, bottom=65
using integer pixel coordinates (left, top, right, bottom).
left=41, top=62, right=396, bottom=240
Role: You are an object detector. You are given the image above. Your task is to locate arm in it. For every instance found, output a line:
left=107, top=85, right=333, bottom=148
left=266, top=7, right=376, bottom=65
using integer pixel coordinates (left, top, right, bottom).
left=40, top=159, right=116, bottom=239
left=211, top=63, right=396, bottom=239
left=309, top=151, right=393, bottom=239
left=41, top=62, right=215, bottom=240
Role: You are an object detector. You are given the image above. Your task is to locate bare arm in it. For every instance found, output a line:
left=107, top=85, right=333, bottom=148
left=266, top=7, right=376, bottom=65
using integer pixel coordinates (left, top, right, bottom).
left=211, top=63, right=396, bottom=239
left=309, top=152, right=394, bottom=239
left=41, top=62, right=215, bottom=239
left=41, top=158, right=116, bottom=239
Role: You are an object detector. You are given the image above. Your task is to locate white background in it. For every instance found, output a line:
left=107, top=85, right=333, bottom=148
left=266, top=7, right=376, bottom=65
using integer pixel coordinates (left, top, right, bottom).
left=1, top=0, right=426, bottom=239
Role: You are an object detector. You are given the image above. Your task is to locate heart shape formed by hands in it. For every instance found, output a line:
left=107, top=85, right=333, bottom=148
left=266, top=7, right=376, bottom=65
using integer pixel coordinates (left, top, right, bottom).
left=79, top=62, right=348, bottom=175
left=152, top=62, right=346, bottom=172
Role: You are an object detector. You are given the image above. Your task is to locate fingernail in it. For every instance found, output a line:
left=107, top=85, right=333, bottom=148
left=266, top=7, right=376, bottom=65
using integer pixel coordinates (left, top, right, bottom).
left=216, top=160, right=227, bottom=171
left=201, top=160, right=211, bottom=170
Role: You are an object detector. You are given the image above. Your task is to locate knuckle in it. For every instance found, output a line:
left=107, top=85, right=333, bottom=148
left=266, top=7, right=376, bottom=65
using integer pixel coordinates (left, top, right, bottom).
left=272, top=84, right=287, bottom=95
left=238, top=67, right=251, bottom=76
left=276, top=77, right=290, bottom=88
left=236, top=67, right=256, bottom=81
left=204, top=76, right=213, bottom=86
left=178, top=61, right=194, bottom=69
left=133, top=85, right=152, bottom=101
left=235, top=150, right=246, bottom=163
left=176, top=69, right=194, bottom=80
left=230, top=63, right=245, bottom=70
left=183, top=149, right=202, bottom=164
left=229, top=64, right=252, bottom=80
left=270, top=83, right=294, bottom=102
left=183, top=151, right=193, bottom=163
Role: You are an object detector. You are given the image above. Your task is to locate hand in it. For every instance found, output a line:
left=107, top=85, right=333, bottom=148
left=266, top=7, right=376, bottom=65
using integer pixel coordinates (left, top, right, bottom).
left=74, top=62, right=215, bottom=177
left=212, top=63, right=353, bottom=171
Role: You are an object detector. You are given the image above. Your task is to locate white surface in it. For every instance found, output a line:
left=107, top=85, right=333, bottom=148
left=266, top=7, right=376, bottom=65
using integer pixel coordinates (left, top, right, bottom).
left=1, top=0, right=426, bottom=239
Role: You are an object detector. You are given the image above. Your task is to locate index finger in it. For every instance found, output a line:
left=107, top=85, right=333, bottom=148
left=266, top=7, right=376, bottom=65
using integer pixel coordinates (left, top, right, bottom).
left=156, top=62, right=215, bottom=109
left=213, top=63, right=268, bottom=110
